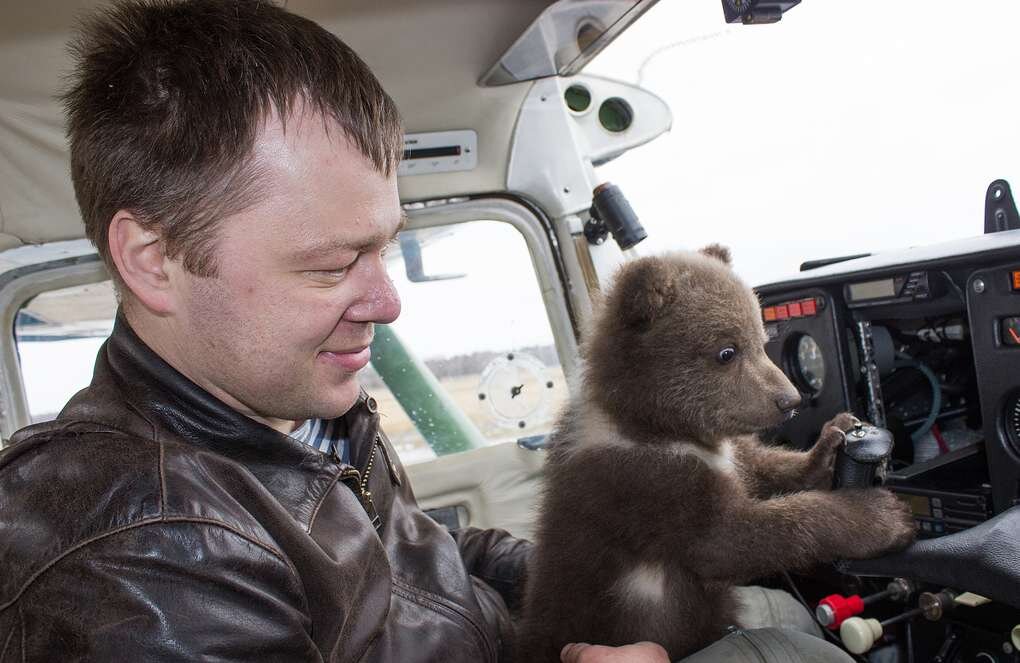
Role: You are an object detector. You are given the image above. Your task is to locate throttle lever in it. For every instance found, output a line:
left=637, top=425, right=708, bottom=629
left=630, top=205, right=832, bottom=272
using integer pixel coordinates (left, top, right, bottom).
left=833, top=421, right=894, bottom=490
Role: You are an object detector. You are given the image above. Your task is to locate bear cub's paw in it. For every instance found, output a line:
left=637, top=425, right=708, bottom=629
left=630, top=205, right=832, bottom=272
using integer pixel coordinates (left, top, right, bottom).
left=837, top=488, right=918, bottom=558
left=804, top=412, right=860, bottom=490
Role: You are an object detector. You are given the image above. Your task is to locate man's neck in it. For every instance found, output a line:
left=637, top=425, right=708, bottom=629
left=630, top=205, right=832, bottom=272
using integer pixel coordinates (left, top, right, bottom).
left=122, top=306, right=303, bottom=435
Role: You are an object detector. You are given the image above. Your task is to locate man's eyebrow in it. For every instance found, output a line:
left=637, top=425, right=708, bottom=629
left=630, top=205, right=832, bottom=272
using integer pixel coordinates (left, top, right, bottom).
left=293, top=212, right=408, bottom=262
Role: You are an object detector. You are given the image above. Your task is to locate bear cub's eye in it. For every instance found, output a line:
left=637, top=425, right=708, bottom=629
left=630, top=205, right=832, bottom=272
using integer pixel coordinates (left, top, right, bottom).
left=717, top=346, right=738, bottom=364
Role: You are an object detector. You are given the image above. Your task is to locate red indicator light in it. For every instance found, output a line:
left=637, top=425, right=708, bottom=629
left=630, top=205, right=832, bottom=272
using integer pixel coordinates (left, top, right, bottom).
left=801, top=298, right=818, bottom=316
left=788, top=302, right=803, bottom=318
left=763, top=307, right=777, bottom=322
left=1004, top=318, right=1020, bottom=346
left=1012, top=271, right=1020, bottom=291
left=775, top=305, right=790, bottom=320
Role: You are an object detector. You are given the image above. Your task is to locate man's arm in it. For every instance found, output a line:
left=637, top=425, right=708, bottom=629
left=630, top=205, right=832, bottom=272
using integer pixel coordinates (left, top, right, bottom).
left=11, top=520, right=321, bottom=662
left=450, top=527, right=532, bottom=611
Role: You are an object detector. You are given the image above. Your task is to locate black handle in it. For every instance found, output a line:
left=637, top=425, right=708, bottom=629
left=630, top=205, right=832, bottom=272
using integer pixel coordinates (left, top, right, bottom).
left=833, top=423, right=894, bottom=490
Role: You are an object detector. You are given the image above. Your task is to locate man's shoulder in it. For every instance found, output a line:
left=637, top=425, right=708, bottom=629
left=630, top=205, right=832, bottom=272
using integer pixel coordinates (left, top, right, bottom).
left=1, top=419, right=164, bottom=529
left=0, top=420, right=289, bottom=606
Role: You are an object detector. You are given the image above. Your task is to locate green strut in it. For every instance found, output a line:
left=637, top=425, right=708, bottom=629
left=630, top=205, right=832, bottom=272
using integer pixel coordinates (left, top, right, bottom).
left=369, top=323, right=486, bottom=455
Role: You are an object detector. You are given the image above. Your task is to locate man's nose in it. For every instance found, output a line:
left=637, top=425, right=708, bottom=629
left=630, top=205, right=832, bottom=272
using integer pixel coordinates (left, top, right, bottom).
left=346, top=261, right=402, bottom=324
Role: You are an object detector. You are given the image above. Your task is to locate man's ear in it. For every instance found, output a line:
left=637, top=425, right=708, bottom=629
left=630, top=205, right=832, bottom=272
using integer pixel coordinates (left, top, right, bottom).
left=699, top=243, right=732, bottom=265
left=107, top=211, right=175, bottom=314
left=616, top=258, right=677, bottom=330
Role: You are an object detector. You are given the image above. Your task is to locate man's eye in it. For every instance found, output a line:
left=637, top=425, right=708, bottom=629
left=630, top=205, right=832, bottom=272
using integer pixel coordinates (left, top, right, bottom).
left=308, top=261, right=354, bottom=280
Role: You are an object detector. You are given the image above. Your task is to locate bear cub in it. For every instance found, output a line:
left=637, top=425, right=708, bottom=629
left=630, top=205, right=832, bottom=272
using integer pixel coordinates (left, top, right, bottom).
left=517, top=247, right=916, bottom=661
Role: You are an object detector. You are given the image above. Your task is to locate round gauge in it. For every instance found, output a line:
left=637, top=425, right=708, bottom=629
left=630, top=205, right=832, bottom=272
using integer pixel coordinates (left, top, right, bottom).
left=1005, top=390, right=1020, bottom=452
left=791, top=334, right=826, bottom=394
left=477, top=351, right=555, bottom=430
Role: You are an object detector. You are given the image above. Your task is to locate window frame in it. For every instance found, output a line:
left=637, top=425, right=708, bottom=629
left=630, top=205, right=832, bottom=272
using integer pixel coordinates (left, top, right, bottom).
left=0, top=196, right=580, bottom=444
left=402, top=196, right=580, bottom=387
left=0, top=253, right=110, bottom=441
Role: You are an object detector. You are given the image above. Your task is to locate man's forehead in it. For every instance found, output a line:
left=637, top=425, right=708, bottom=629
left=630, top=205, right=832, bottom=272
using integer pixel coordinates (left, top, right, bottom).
left=250, top=97, right=397, bottom=189
left=242, top=101, right=403, bottom=256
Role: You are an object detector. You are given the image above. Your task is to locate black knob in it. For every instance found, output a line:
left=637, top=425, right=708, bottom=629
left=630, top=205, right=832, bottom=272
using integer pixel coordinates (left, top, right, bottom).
left=833, top=423, right=894, bottom=490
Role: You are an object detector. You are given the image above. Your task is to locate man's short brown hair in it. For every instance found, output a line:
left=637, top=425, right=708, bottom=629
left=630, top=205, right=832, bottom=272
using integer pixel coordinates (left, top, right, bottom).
left=63, top=0, right=404, bottom=278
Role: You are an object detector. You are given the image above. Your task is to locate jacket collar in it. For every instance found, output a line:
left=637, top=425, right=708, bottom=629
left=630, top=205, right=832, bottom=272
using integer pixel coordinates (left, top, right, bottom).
left=61, top=312, right=379, bottom=471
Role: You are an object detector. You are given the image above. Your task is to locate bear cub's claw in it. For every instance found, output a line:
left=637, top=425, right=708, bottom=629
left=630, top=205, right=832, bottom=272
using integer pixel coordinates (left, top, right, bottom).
left=805, top=412, right=860, bottom=490
left=839, top=488, right=918, bottom=558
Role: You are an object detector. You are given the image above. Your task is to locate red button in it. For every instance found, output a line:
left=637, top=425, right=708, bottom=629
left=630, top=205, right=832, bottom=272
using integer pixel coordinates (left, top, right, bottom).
left=762, top=307, right=777, bottom=322
left=775, top=305, right=789, bottom=320
left=801, top=298, right=818, bottom=316
left=788, top=302, right=803, bottom=318
left=1003, top=317, right=1020, bottom=346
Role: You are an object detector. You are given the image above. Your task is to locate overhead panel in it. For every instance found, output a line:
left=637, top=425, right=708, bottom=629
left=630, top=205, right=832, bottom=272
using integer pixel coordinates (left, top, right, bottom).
left=479, top=0, right=660, bottom=87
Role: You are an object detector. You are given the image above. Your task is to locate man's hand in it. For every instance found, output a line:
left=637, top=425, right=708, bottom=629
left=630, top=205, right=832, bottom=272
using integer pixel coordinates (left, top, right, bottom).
left=560, top=642, right=670, bottom=663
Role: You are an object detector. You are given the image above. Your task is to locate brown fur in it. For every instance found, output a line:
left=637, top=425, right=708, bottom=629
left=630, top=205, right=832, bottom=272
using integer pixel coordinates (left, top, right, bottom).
left=517, top=249, right=916, bottom=661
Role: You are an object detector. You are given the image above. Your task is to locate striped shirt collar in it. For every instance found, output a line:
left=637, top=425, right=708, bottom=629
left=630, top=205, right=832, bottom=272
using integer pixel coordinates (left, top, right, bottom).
left=289, top=418, right=350, bottom=464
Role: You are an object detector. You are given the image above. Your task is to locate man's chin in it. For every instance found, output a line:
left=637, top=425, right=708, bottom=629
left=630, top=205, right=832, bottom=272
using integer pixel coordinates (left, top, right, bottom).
left=316, top=378, right=363, bottom=420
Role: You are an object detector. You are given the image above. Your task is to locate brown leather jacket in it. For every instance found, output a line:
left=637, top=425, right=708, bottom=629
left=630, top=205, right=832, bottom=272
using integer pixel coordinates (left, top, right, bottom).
left=0, top=316, right=531, bottom=661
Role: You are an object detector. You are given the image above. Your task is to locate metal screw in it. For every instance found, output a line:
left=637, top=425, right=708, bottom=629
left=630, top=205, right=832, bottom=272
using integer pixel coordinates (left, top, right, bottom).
left=1003, top=641, right=1014, bottom=655
left=973, top=278, right=986, bottom=294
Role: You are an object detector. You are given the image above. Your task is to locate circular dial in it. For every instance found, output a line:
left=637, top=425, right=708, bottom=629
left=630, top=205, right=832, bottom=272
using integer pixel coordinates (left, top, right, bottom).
left=477, top=352, right=554, bottom=430
left=793, top=334, right=826, bottom=394
left=1005, top=390, right=1020, bottom=451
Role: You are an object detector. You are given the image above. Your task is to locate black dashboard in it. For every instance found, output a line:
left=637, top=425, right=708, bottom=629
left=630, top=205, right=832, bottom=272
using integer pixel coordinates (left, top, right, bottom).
left=759, top=238, right=1020, bottom=521
left=754, top=233, right=1020, bottom=660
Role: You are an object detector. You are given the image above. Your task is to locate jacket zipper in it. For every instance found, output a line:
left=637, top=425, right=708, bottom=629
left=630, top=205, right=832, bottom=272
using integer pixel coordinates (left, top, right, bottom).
left=336, top=434, right=382, bottom=530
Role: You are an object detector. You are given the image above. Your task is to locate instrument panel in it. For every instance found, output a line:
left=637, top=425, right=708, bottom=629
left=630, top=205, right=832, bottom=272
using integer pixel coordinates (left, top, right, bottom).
left=760, top=256, right=1020, bottom=517
left=761, top=290, right=852, bottom=451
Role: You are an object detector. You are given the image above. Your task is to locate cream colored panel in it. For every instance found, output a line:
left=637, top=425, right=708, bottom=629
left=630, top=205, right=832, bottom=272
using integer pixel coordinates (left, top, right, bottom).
left=306, top=1, right=544, bottom=203
left=409, top=441, right=545, bottom=541
left=0, top=235, right=22, bottom=253
left=0, top=32, right=85, bottom=246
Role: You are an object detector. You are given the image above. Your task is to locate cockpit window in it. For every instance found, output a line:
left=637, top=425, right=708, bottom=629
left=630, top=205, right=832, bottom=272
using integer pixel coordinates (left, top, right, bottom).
left=11, top=220, right=569, bottom=463
left=14, top=281, right=117, bottom=422
left=370, top=219, right=568, bottom=464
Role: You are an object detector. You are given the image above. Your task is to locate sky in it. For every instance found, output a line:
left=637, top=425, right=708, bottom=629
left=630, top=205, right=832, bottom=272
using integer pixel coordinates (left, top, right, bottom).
left=585, top=0, right=1020, bottom=285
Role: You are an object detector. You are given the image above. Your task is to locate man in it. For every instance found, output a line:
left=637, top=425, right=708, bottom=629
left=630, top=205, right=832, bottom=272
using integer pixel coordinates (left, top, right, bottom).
left=0, top=1, right=855, bottom=661
left=0, top=1, right=527, bottom=660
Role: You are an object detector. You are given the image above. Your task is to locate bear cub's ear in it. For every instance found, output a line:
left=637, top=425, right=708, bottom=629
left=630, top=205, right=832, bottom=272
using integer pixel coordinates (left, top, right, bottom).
left=616, top=258, right=676, bottom=329
left=699, top=244, right=732, bottom=265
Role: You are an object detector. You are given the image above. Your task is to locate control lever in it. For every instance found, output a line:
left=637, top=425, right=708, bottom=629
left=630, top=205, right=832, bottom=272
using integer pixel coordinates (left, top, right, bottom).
left=839, top=589, right=983, bottom=654
left=816, top=578, right=914, bottom=630
left=833, top=421, right=894, bottom=490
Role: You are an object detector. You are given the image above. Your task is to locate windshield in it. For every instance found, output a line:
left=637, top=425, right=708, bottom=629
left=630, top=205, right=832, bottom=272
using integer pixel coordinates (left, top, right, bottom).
left=586, top=1, right=1020, bottom=285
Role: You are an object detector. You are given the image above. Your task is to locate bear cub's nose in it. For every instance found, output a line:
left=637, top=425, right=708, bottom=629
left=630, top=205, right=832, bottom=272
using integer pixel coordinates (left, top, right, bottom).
left=775, top=393, right=802, bottom=413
